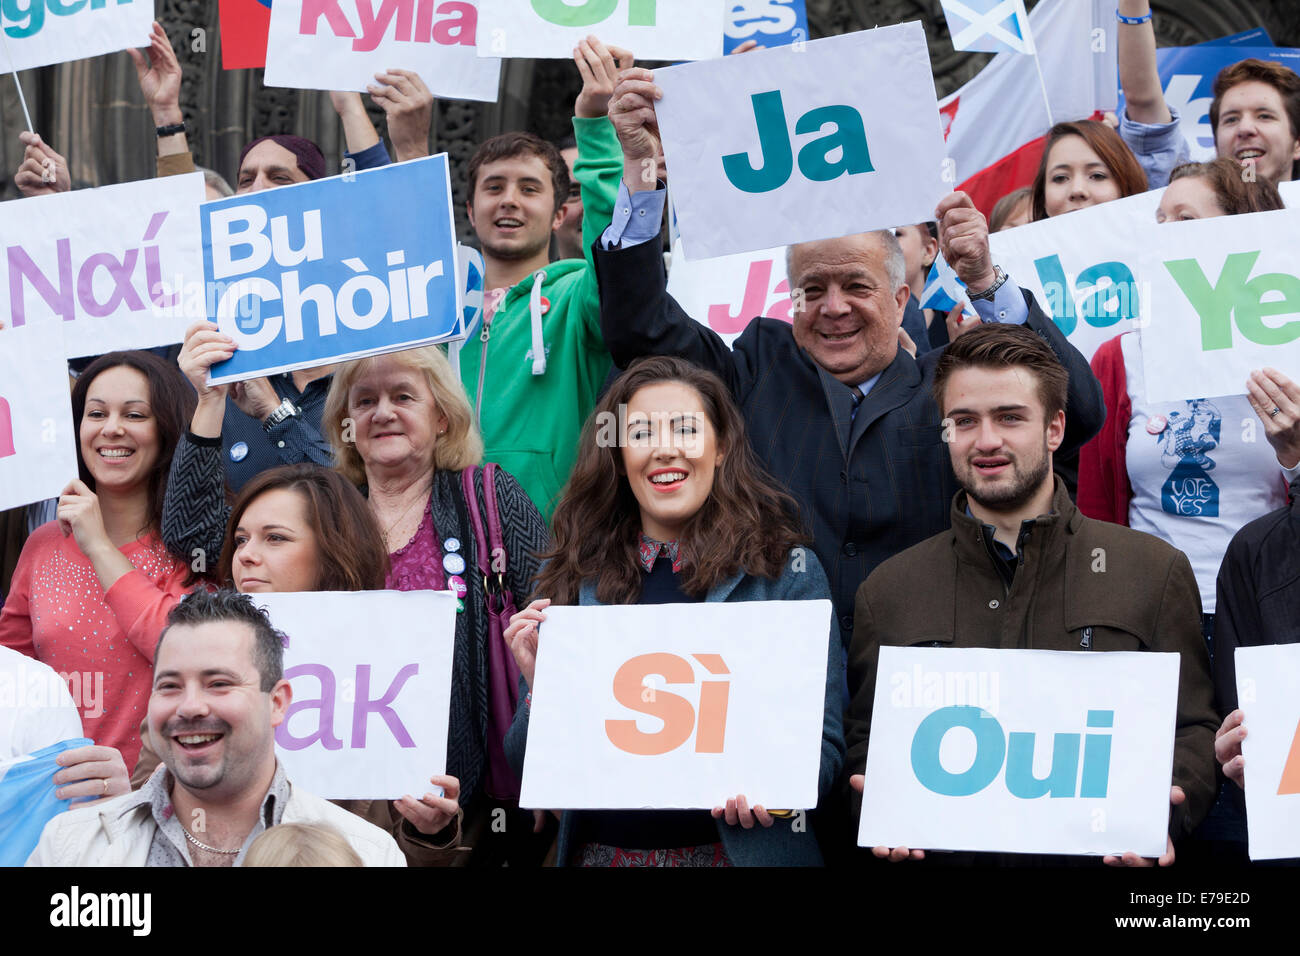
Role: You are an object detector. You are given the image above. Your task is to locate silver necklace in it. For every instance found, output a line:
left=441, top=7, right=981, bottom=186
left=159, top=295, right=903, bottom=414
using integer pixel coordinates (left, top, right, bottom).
left=182, top=824, right=241, bottom=855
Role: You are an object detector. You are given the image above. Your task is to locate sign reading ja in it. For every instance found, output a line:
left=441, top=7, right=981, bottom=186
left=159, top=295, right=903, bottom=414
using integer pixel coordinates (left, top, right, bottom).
left=654, top=22, right=949, bottom=260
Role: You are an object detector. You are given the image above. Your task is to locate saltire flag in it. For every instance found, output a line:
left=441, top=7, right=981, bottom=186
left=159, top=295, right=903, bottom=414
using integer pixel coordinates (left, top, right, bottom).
left=919, top=254, right=978, bottom=319
left=940, top=0, right=1118, bottom=217
left=0, top=738, right=92, bottom=865
left=941, top=0, right=1034, bottom=55
left=220, top=0, right=273, bottom=70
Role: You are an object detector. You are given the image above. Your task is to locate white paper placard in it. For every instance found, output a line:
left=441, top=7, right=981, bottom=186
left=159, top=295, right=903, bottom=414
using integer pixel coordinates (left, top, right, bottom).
left=0, top=321, right=77, bottom=513
left=654, top=22, right=949, bottom=260
left=520, top=600, right=832, bottom=809
left=859, top=646, right=1180, bottom=857
left=1235, top=643, right=1300, bottom=861
left=989, top=189, right=1162, bottom=362
left=475, top=0, right=724, bottom=60
left=665, top=238, right=790, bottom=348
left=250, top=590, right=458, bottom=800
left=1138, top=206, right=1300, bottom=404
left=265, top=0, right=502, bottom=101
left=0, top=0, right=151, bottom=72
left=0, top=173, right=205, bottom=358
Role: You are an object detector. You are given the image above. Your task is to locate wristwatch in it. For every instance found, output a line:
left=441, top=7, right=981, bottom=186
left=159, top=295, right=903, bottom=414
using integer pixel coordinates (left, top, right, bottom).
left=262, top=397, right=300, bottom=432
left=967, top=265, right=1008, bottom=302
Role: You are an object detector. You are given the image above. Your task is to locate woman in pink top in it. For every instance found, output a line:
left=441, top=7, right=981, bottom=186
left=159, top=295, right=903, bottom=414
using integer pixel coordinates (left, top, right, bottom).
left=0, top=352, right=199, bottom=772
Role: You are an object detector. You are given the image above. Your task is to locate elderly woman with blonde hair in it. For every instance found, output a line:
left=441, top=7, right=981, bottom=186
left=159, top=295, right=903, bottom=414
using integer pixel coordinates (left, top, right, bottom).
left=160, top=344, right=549, bottom=865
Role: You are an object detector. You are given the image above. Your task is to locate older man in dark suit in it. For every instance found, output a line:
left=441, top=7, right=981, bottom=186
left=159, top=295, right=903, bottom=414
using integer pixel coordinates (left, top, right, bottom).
left=593, top=68, right=1106, bottom=655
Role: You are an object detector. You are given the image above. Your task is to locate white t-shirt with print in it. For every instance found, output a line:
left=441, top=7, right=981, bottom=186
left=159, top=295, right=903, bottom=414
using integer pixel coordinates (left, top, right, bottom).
left=1122, top=332, right=1292, bottom=612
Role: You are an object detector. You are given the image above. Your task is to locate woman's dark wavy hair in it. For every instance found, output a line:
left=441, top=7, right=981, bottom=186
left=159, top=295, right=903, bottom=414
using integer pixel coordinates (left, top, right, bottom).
left=218, top=464, right=388, bottom=592
left=70, top=351, right=197, bottom=579
left=534, top=356, right=808, bottom=605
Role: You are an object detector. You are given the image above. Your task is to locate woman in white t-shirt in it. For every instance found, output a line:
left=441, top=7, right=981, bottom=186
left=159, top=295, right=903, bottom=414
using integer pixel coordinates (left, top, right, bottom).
left=1079, top=159, right=1300, bottom=649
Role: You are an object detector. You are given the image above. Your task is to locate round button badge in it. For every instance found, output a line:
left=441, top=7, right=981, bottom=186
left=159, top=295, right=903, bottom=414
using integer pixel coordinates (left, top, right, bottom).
left=443, top=552, right=466, bottom=576
left=229, top=441, right=249, bottom=462
left=1146, top=415, right=1168, bottom=435
left=448, top=574, right=468, bottom=599
left=444, top=537, right=461, bottom=553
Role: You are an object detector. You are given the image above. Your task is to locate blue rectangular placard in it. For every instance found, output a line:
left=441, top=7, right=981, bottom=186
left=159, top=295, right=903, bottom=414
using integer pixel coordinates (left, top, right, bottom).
left=722, top=0, right=807, bottom=54
left=202, top=154, right=463, bottom=384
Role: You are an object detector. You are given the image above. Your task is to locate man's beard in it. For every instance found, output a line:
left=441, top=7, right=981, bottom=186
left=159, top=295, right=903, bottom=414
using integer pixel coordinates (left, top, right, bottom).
left=961, top=441, right=1052, bottom=512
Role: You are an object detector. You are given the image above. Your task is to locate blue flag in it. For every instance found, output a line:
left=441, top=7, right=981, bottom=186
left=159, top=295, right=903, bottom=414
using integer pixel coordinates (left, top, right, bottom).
left=0, top=737, right=92, bottom=866
left=940, top=0, right=1034, bottom=55
left=919, top=254, right=978, bottom=319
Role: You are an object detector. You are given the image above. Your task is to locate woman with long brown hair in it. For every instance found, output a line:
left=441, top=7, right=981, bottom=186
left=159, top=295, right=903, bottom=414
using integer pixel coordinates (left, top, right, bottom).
left=503, top=356, right=843, bottom=866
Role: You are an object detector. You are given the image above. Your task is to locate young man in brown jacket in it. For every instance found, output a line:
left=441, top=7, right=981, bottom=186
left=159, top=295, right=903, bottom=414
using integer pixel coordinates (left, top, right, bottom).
left=845, top=324, right=1218, bottom=866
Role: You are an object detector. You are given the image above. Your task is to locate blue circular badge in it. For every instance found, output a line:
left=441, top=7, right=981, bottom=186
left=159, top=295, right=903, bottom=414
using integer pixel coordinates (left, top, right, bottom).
left=444, top=536, right=461, bottom=553
left=229, top=442, right=249, bottom=462
left=443, top=552, right=466, bottom=576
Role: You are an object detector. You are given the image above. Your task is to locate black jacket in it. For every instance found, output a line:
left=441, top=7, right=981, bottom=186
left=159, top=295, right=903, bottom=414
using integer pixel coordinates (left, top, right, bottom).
left=1214, top=476, right=1300, bottom=717
left=595, top=238, right=1106, bottom=646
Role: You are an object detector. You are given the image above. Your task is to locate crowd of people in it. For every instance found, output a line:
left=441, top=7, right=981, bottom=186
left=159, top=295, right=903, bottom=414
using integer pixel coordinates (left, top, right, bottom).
left=2, top=1, right=1299, bottom=868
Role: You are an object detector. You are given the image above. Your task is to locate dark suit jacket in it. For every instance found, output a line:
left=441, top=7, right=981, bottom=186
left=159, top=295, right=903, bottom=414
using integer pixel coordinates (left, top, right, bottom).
left=595, top=237, right=1105, bottom=648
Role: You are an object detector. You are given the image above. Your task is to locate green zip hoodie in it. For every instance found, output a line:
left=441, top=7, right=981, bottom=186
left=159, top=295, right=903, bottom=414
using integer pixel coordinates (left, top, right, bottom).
left=458, top=116, right=622, bottom=520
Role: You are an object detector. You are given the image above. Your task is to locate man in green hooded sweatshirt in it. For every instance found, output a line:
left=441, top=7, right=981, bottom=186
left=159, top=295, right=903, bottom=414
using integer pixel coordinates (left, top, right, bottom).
left=451, top=37, right=630, bottom=518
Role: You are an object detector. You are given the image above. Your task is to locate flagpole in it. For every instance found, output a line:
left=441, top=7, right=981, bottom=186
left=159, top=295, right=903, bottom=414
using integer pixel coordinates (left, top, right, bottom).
left=0, top=26, right=34, bottom=133
left=1032, top=50, right=1053, bottom=128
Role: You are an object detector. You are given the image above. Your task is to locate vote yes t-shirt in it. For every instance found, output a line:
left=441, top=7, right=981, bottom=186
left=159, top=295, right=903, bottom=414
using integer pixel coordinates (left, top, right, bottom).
left=1121, top=332, right=1289, bottom=612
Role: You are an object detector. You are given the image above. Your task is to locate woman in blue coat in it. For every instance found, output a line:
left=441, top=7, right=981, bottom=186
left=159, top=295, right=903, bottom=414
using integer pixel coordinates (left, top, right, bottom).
left=503, top=356, right=844, bottom=866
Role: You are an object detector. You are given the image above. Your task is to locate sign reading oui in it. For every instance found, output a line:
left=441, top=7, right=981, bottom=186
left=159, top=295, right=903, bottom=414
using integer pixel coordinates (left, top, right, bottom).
left=859, top=647, right=1180, bottom=857
left=202, top=156, right=465, bottom=385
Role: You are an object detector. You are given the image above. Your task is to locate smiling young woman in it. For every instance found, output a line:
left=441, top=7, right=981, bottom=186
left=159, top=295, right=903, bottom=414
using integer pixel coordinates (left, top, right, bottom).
left=503, top=356, right=845, bottom=867
left=0, top=352, right=197, bottom=771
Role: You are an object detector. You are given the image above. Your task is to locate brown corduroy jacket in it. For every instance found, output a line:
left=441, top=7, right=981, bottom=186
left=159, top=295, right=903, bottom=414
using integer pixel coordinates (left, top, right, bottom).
left=844, top=477, right=1219, bottom=849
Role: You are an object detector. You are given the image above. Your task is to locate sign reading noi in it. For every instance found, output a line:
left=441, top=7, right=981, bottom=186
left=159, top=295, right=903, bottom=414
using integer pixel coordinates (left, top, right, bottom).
left=202, top=155, right=466, bottom=385
left=1139, top=206, right=1300, bottom=403
left=520, top=600, right=833, bottom=810
left=859, top=647, right=1180, bottom=857
left=254, top=590, right=458, bottom=800
left=653, top=22, right=949, bottom=260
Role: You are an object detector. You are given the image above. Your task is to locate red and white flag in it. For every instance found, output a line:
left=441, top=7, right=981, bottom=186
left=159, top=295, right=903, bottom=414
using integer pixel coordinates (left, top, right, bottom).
left=941, top=0, right=1118, bottom=216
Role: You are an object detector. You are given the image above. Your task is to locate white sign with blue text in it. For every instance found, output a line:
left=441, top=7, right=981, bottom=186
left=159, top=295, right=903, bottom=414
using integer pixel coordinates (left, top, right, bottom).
left=654, top=23, right=949, bottom=260
left=989, top=190, right=1162, bottom=362
left=859, top=646, right=1180, bottom=857
left=0, top=0, right=151, bottom=72
left=203, top=155, right=466, bottom=385
left=255, top=590, right=458, bottom=800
